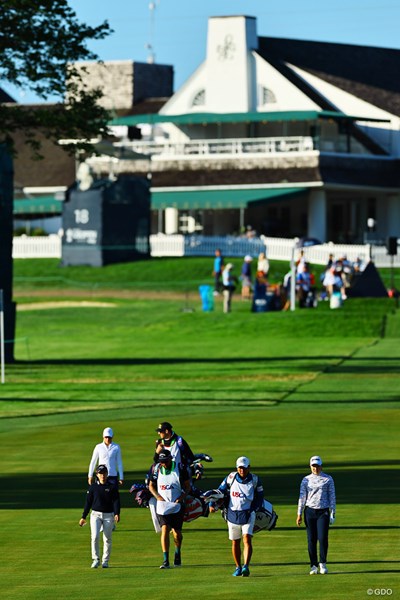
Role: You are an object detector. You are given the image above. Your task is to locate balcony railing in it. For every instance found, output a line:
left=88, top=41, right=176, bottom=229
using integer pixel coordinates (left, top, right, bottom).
left=113, top=136, right=315, bottom=159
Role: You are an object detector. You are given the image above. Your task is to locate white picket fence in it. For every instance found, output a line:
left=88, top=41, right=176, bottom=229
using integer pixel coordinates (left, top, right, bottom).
left=12, top=234, right=62, bottom=258
left=12, top=233, right=399, bottom=267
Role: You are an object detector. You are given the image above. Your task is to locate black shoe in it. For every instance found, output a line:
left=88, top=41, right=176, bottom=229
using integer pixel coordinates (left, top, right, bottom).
left=174, top=555, right=182, bottom=567
left=160, top=560, right=170, bottom=569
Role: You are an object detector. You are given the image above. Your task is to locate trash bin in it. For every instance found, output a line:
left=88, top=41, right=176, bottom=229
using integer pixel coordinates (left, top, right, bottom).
left=330, top=292, right=342, bottom=309
left=199, top=285, right=214, bottom=311
left=252, top=283, right=280, bottom=312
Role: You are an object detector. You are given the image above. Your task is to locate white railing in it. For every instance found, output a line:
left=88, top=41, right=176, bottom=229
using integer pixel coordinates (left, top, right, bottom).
left=150, top=234, right=185, bottom=257
left=113, top=135, right=315, bottom=159
left=261, top=236, right=400, bottom=268
left=12, top=234, right=62, bottom=258
left=12, top=234, right=399, bottom=267
left=260, top=236, right=370, bottom=265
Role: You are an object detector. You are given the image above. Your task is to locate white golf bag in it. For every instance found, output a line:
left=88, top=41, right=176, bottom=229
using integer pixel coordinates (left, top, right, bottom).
left=253, top=498, right=278, bottom=533
left=201, top=489, right=278, bottom=533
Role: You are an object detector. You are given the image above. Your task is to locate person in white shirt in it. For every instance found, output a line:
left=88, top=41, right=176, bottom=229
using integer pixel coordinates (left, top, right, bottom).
left=222, top=263, right=238, bottom=313
left=256, top=252, right=269, bottom=280
left=88, top=427, right=124, bottom=487
left=296, top=455, right=336, bottom=575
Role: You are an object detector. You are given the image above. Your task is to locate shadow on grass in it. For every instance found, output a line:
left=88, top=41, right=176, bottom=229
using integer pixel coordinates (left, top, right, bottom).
left=13, top=356, right=355, bottom=366
left=1, top=462, right=398, bottom=509
left=254, top=560, right=400, bottom=566
left=12, top=356, right=400, bottom=383
left=14, top=355, right=400, bottom=367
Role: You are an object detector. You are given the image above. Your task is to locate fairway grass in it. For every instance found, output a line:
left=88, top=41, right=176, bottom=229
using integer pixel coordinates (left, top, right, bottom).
left=2, top=503, right=397, bottom=600
left=2, top=265, right=400, bottom=599
left=2, top=401, right=399, bottom=600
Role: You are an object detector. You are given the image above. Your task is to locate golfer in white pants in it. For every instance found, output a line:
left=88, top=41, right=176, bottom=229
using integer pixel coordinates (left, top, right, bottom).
left=79, top=465, right=121, bottom=569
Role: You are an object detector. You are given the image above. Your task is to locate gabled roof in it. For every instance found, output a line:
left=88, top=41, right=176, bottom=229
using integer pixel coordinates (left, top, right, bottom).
left=257, top=37, right=400, bottom=116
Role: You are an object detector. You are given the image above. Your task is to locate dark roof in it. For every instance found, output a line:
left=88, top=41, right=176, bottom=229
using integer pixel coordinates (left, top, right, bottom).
left=114, top=97, right=171, bottom=118
left=150, top=166, right=321, bottom=188
left=13, top=130, right=75, bottom=189
left=0, top=88, right=16, bottom=103
left=257, top=37, right=400, bottom=116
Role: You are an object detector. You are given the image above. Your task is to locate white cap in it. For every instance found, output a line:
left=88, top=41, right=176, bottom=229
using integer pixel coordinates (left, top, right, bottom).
left=244, top=255, right=253, bottom=262
left=236, top=456, right=250, bottom=468
left=103, top=427, right=114, bottom=438
left=310, top=455, right=322, bottom=466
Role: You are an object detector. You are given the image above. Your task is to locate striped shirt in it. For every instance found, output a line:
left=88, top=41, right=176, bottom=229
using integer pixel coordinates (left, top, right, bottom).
left=297, top=472, right=336, bottom=515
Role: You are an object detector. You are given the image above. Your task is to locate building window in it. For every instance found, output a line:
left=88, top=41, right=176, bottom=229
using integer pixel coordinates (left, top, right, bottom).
left=260, top=87, right=277, bottom=105
left=192, top=89, right=205, bottom=107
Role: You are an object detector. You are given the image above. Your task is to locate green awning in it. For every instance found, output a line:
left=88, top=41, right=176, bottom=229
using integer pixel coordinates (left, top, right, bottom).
left=14, top=196, right=63, bottom=216
left=111, top=110, right=390, bottom=127
left=151, top=187, right=307, bottom=210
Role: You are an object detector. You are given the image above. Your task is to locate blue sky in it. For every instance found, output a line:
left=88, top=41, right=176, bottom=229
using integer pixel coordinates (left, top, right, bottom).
left=6, top=0, right=400, bottom=103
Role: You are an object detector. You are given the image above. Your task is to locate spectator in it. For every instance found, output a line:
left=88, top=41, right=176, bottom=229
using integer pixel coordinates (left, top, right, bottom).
left=281, top=270, right=292, bottom=311
left=325, top=253, right=334, bottom=270
left=296, top=263, right=315, bottom=307
left=337, top=255, right=354, bottom=292
left=256, top=251, right=269, bottom=283
left=245, top=225, right=257, bottom=239
left=222, top=263, right=237, bottom=313
left=212, top=248, right=224, bottom=295
left=296, top=250, right=307, bottom=274
left=322, top=266, right=345, bottom=300
left=241, top=255, right=253, bottom=300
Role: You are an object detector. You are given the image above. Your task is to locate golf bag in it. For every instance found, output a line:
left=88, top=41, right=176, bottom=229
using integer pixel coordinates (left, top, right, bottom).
left=183, top=495, right=209, bottom=522
left=201, top=486, right=278, bottom=533
left=253, top=499, right=278, bottom=533
left=129, top=483, right=152, bottom=507
left=189, top=453, right=213, bottom=482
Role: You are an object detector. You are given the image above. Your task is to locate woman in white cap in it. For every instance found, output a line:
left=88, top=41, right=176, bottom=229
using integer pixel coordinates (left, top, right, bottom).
left=296, top=455, right=336, bottom=575
left=88, top=427, right=124, bottom=487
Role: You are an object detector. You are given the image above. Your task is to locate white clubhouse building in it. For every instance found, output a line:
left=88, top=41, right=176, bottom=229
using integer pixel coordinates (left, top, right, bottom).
left=85, top=15, right=400, bottom=243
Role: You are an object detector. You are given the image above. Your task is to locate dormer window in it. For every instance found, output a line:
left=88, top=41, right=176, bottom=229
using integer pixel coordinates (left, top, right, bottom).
left=192, top=89, right=206, bottom=107
left=261, top=87, right=277, bottom=105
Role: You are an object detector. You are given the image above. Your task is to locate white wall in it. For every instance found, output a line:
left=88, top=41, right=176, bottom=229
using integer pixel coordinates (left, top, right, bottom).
left=253, top=54, right=319, bottom=112
left=205, top=16, right=258, bottom=112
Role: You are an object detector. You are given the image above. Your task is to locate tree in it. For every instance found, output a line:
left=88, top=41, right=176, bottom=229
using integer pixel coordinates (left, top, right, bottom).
left=0, top=1, right=112, bottom=364
left=0, top=0, right=113, bottom=155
